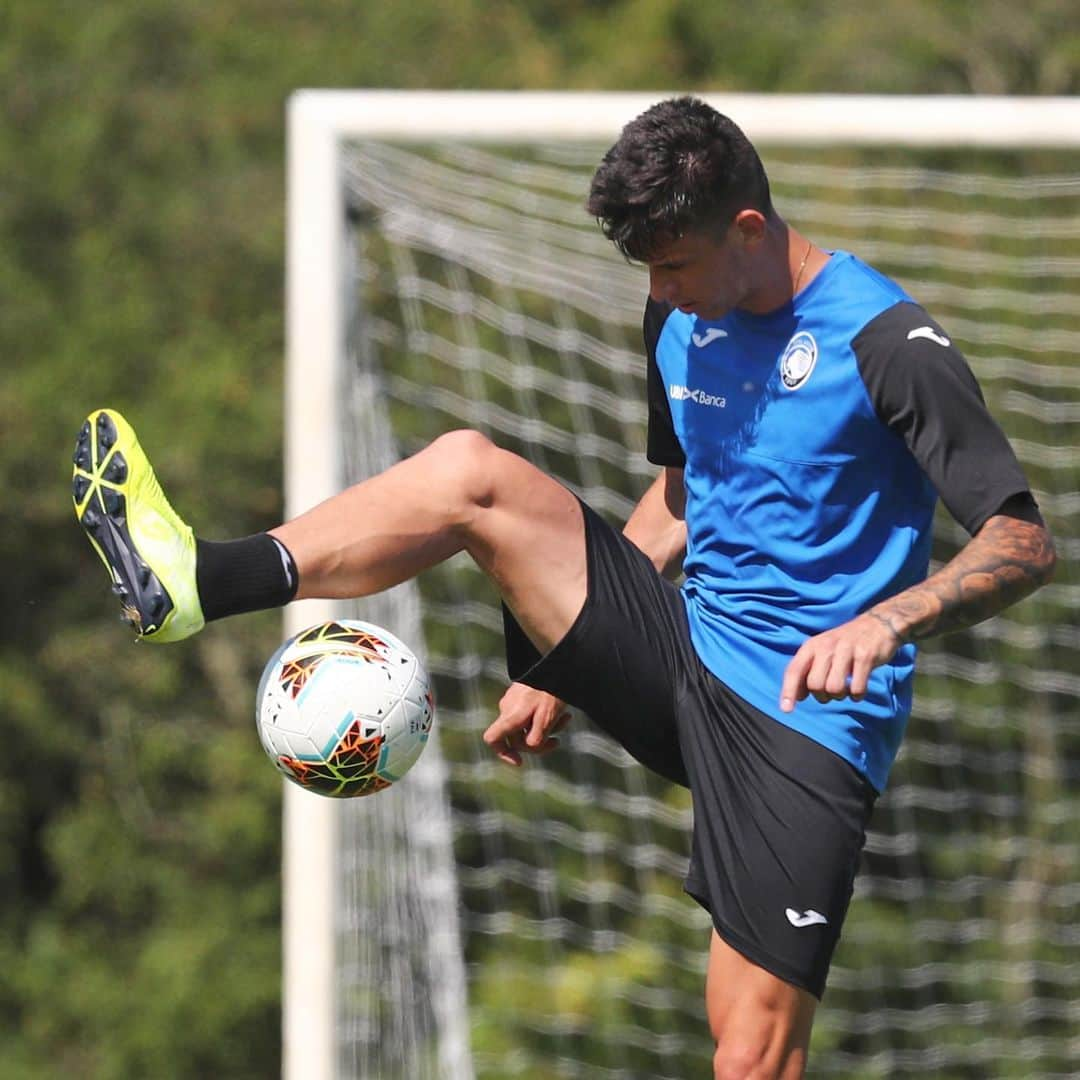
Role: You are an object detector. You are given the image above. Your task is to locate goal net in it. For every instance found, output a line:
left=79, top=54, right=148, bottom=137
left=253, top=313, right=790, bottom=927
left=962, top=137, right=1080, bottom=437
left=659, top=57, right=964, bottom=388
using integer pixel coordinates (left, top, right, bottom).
left=285, top=93, right=1080, bottom=1080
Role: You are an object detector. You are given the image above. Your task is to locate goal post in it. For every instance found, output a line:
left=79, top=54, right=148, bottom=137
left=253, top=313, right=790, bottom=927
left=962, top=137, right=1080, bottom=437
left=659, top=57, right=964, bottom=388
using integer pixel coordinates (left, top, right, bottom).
left=284, top=91, right=1080, bottom=1080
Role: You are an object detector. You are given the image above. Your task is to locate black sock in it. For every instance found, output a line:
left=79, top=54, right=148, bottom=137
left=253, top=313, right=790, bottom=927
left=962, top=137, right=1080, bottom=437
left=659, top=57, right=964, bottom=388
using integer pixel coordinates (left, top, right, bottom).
left=195, top=534, right=299, bottom=623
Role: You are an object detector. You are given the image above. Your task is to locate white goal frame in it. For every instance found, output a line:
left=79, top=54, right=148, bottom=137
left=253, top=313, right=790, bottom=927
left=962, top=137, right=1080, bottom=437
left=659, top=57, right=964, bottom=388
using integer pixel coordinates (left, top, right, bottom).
left=283, top=89, right=1080, bottom=1080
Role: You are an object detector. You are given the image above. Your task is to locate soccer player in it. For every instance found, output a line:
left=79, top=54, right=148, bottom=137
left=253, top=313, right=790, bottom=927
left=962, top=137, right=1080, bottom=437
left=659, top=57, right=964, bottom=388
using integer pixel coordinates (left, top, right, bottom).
left=73, top=97, right=1055, bottom=1079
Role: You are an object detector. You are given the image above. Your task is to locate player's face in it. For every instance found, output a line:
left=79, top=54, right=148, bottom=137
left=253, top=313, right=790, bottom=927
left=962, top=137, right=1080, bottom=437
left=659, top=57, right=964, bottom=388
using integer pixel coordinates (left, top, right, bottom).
left=646, top=225, right=750, bottom=321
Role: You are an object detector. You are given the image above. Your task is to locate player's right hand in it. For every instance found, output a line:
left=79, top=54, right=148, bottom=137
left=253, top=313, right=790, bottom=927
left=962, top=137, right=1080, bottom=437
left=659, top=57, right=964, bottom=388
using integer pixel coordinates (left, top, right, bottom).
left=482, top=683, right=572, bottom=767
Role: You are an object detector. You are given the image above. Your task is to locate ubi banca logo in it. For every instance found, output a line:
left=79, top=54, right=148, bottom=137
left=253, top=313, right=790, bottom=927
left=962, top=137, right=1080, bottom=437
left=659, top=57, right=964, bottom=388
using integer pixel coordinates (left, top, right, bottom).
left=669, top=384, right=727, bottom=408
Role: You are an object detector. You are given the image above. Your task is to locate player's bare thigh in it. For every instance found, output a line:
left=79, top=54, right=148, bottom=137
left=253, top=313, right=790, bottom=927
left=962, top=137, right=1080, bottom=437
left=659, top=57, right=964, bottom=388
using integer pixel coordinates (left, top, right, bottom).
left=277, top=429, right=587, bottom=655
left=452, top=433, right=586, bottom=651
left=706, top=931, right=816, bottom=1080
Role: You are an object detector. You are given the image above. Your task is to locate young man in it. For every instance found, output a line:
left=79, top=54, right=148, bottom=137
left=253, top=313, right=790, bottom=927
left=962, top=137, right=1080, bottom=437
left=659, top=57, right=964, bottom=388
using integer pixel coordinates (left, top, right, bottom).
left=73, top=97, right=1055, bottom=1079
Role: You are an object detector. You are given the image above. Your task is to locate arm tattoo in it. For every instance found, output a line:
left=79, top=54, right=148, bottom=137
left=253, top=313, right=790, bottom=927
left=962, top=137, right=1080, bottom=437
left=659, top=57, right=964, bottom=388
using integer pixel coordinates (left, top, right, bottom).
left=866, top=609, right=903, bottom=644
left=869, top=515, right=1056, bottom=644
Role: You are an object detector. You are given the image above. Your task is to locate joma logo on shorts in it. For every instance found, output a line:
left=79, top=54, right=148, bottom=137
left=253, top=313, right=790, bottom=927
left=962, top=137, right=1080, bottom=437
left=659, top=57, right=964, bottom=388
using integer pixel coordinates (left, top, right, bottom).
left=669, top=384, right=727, bottom=408
left=785, top=908, right=828, bottom=928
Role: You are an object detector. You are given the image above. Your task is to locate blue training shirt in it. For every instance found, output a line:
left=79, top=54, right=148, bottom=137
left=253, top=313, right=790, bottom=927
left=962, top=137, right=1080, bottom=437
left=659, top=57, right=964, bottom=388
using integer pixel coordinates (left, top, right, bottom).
left=645, top=251, right=1031, bottom=791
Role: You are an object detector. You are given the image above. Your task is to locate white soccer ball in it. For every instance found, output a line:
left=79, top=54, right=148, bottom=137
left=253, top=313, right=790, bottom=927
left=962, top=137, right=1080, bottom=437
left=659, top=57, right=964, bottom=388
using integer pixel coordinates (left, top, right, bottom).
left=255, top=619, right=434, bottom=798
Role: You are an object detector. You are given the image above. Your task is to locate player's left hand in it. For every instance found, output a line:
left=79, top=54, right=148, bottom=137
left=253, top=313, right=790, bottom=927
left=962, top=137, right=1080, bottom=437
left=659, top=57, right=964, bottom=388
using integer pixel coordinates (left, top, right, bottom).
left=780, top=612, right=903, bottom=712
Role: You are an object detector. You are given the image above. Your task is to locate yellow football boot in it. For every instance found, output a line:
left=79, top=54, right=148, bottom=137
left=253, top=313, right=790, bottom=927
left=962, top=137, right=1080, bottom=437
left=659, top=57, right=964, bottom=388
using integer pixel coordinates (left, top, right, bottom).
left=72, top=409, right=204, bottom=642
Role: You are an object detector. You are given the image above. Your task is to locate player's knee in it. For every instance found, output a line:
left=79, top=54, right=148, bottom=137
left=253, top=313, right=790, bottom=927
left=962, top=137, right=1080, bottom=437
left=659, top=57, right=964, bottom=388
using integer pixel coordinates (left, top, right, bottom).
left=712, top=1038, right=766, bottom=1080
left=712, top=1031, right=799, bottom=1080
left=424, top=429, right=501, bottom=512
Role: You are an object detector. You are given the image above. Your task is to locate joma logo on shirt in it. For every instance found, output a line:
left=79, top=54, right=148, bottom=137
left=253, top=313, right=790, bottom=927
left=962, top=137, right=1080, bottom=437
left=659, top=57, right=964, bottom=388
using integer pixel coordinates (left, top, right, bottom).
left=669, top=384, right=727, bottom=408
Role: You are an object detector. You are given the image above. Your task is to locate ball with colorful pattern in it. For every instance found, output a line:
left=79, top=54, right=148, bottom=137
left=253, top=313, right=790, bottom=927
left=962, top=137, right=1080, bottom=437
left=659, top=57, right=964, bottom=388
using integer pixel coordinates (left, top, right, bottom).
left=255, top=619, right=434, bottom=798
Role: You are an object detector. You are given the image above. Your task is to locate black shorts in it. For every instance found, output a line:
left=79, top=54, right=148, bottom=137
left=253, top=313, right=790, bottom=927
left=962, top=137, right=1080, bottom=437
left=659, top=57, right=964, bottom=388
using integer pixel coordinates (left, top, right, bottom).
left=503, top=500, right=877, bottom=999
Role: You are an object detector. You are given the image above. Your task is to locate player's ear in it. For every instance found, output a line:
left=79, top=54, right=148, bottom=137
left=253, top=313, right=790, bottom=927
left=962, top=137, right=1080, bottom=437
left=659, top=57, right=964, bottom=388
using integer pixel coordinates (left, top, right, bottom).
left=732, top=208, right=767, bottom=247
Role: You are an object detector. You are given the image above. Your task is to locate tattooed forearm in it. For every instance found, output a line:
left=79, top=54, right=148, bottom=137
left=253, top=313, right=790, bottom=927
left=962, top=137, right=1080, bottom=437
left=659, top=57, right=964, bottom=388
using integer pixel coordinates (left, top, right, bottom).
left=868, top=514, right=1056, bottom=644
left=866, top=609, right=903, bottom=643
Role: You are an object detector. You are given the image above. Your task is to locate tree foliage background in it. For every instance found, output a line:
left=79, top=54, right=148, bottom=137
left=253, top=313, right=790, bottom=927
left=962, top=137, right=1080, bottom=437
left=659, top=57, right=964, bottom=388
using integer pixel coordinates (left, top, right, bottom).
left=2, top=2, right=1077, bottom=1076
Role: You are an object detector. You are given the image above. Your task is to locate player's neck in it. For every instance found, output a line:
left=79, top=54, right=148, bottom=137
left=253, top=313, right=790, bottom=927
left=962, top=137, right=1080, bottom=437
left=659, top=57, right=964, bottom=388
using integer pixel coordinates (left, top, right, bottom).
left=790, top=227, right=829, bottom=299
left=739, top=224, right=825, bottom=315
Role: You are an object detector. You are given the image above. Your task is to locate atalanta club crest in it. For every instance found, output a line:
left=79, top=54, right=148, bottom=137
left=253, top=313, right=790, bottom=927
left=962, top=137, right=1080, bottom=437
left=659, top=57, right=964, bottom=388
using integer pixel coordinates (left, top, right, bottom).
left=779, top=331, right=818, bottom=391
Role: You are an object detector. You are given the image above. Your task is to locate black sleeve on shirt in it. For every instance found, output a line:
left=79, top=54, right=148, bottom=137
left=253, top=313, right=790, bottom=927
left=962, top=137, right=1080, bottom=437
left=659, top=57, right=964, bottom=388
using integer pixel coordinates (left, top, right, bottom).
left=995, top=490, right=1045, bottom=527
left=853, top=301, right=1036, bottom=536
left=643, top=297, right=686, bottom=467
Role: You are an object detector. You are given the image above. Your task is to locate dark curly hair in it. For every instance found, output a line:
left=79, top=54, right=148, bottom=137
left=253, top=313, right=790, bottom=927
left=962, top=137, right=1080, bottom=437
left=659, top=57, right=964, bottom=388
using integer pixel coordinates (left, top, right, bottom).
left=586, top=97, right=773, bottom=262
